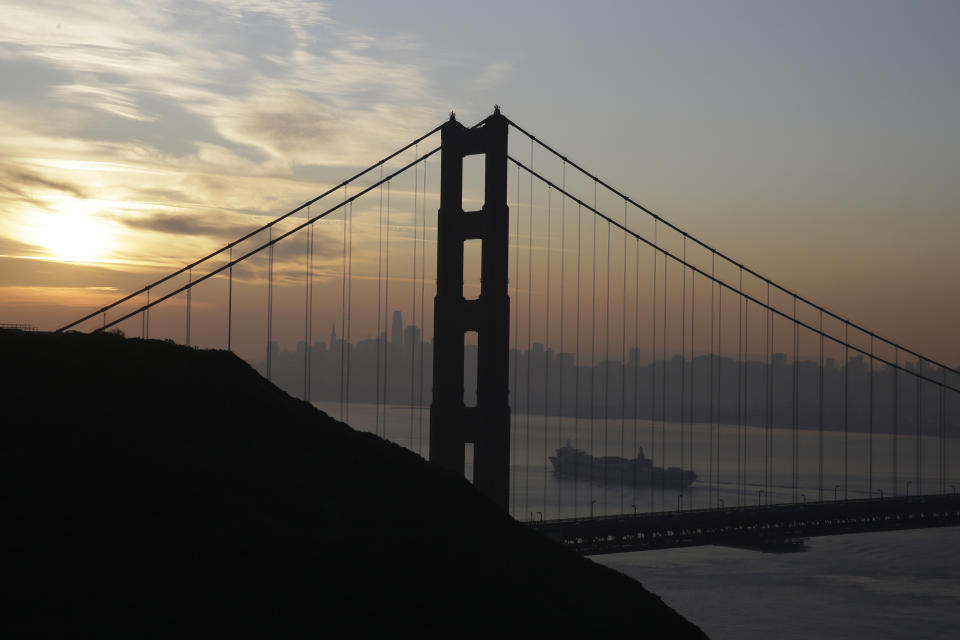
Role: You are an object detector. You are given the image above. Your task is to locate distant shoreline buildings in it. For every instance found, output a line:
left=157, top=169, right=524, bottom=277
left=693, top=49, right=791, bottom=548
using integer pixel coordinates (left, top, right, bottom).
left=257, top=310, right=940, bottom=435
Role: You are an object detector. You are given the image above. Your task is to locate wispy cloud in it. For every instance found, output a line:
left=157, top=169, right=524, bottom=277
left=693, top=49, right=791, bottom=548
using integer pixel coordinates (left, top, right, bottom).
left=0, top=0, right=444, bottom=276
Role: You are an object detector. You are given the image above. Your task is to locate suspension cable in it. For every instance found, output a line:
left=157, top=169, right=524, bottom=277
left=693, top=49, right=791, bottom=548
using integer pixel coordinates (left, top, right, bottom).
left=59, top=124, right=446, bottom=333
left=505, top=155, right=958, bottom=393
left=94, top=147, right=440, bottom=333
left=503, top=117, right=956, bottom=377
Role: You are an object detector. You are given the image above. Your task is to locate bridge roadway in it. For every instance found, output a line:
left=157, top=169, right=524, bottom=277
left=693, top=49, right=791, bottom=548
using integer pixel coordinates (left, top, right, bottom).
left=528, top=494, right=960, bottom=555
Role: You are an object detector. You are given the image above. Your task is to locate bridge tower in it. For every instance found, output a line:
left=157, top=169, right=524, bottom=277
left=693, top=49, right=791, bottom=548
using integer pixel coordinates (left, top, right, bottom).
left=430, top=108, right=510, bottom=510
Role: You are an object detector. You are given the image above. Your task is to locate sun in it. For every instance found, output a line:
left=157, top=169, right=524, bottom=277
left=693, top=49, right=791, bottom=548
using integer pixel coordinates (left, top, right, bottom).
left=33, top=199, right=113, bottom=262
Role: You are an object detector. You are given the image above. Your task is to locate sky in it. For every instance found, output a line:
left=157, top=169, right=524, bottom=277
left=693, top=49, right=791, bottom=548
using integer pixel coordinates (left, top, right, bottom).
left=1, top=0, right=958, bottom=365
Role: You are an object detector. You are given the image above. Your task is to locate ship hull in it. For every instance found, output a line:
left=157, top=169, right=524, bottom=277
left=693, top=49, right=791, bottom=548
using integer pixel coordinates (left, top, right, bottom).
left=549, top=447, right=696, bottom=490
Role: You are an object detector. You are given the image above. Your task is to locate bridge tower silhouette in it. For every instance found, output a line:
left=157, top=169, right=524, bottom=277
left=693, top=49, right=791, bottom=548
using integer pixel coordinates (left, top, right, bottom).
left=430, top=107, right=511, bottom=510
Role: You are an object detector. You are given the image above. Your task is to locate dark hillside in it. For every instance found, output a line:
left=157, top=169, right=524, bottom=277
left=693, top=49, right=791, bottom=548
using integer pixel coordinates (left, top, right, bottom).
left=2, top=329, right=706, bottom=637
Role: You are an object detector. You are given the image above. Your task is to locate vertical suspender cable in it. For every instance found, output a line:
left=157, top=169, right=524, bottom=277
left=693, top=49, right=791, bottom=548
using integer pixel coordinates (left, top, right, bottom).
left=558, top=163, right=566, bottom=517
left=186, top=268, right=192, bottom=347
left=383, top=183, right=392, bottom=425
left=717, top=276, right=723, bottom=506
left=376, top=166, right=384, bottom=437
left=604, top=215, right=611, bottom=515
left=525, top=145, right=534, bottom=519
left=544, top=186, right=552, bottom=517
left=651, top=223, right=658, bottom=512
left=681, top=237, right=687, bottom=504
left=891, top=345, right=900, bottom=495
left=339, top=189, right=347, bottom=419
left=792, top=296, right=799, bottom=502
left=941, top=369, right=947, bottom=493
left=633, top=223, right=641, bottom=510
left=512, top=163, right=521, bottom=516
left=737, top=271, right=743, bottom=505
left=742, top=287, right=749, bottom=506
left=819, top=310, right=824, bottom=501
left=661, top=251, right=668, bottom=509
left=419, top=159, right=428, bottom=455
left=709, top=252, right=716, bottom=507
left=574, top=202, right=582, bottom=518
left=621, top=200, right=628, bottom=513
left=844, top=323, right=849, bottom=500
left=227, top=246, right=232, bottom=351
left=766, top=283, right=772, bottom=503
left=869, top=334, right=874, bottom=498
left=410, top=150, right=419, bottom=449
left=590, top=185, right=598, bottom=514
left=304, top=206, right=314, bottom=402
left=917, top=359, right=923, bottom=495
left=267, top=231, right=274, bottom=382
left=893, top=347, right=899, bottom=495
left=345, top=200, right=354, bottom=424
left=690, top=258, right=696, bottom=503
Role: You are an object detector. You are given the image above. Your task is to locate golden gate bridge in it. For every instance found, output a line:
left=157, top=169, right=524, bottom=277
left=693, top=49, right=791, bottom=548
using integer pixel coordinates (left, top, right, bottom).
left=58, top=107, right=960, bottom=552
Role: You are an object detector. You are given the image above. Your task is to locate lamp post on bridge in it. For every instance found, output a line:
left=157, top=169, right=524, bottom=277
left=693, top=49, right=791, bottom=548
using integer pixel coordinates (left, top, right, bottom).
left=758, top=489, right=765, bottom=507
left=875, top=488, right=884, bottom=500
left=906, top=480, right=912, bottom=498
left=677, top=494, right=683, bottom=512
left=718, top=498, right=725, bottom=510
left=834, top=485, right=840, bottom=502
left=590, top=499, right=597, bottom=519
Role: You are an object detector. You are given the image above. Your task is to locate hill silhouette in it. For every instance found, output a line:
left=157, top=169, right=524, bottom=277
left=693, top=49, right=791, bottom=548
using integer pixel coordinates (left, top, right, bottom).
left=2, top=329, right=706, bottom=637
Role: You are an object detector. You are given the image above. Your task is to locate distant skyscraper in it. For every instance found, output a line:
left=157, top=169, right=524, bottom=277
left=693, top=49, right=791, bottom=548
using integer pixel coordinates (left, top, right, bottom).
left=404, top=324, right=421, bottom=349
left=330, top=324, right=336, bottom=347
left=391, top=310, right=403, bottom=347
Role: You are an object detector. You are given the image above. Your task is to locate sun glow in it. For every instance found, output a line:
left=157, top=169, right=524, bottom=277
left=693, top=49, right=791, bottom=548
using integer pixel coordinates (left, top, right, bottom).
left=31, top=199, right=114, bottom=262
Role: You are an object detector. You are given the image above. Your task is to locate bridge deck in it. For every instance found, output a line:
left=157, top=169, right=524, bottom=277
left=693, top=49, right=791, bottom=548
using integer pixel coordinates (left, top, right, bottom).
left=528, top=494, right=960, bottom=555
